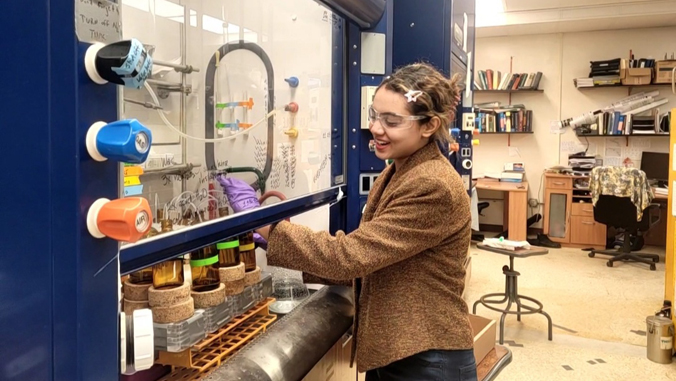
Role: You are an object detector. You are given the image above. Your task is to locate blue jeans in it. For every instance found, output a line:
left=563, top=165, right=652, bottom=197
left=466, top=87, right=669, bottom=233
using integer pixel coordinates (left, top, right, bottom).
left=365, top=349, right=477, bottom=381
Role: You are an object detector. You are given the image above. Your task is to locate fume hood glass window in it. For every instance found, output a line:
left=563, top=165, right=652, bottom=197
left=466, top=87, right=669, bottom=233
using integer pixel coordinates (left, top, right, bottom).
left=119, top=0, right=338, bottom=244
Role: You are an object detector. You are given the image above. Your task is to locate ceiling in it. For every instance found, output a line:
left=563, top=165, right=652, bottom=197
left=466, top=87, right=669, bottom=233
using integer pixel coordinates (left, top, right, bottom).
left=477, top=0, right=676, bottom=37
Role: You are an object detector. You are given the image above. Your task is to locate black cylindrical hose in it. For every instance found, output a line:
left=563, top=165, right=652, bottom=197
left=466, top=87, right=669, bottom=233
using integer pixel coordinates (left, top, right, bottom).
left=205, top=41, right=274, bottom=191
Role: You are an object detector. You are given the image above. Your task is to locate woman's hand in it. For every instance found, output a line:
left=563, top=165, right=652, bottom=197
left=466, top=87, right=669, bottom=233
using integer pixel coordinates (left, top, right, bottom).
left=216, top=175, right=260, bottom=213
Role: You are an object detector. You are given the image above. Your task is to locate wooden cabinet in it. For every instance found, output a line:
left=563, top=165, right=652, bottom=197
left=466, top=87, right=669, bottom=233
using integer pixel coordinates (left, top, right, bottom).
left=303, top=332, right=356, bottom=381
left=543, top=173, right=606, bottom=249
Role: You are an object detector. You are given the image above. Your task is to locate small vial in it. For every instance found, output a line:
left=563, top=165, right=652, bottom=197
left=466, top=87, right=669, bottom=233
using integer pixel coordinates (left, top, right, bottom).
left=218, top=206, right=229, bottom=217
left=217, top=237, right=240, bottom=267
left=156, top=209, right=165, bottom=223
left=152, top=259, right=185, bottom=289
left=129, top=267, right=153, bottom=284
left=190, top=245, right=221, bottom=292
left=181, top=210, right=194, bottom=226
left=239, top=232, right=257, bottom=272
left=160, top=219, right=173, bottom=233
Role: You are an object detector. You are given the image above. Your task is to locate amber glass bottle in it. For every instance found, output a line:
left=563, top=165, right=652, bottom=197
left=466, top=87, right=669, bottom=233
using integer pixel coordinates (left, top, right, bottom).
left=190, top=245, right=221, bottom=292
left=239, top=232, right=257, bottom=272
left=218, top=206, right=229, bottom=217
left=129, top=267, right=153, bottom=284
left=217, top=237, right=240, bottom=267
left=160, top=219, right=173, bottom=233
left=152, top=258, right=185, bottom=289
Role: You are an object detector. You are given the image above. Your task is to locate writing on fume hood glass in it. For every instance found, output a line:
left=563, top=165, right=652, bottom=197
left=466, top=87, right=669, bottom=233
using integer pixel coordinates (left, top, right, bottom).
left=76, top=0, right=122, bottom=43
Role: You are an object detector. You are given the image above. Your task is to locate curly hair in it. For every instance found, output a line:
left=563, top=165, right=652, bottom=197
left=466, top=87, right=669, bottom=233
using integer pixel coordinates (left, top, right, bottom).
left=377, top=62, right=462, bottom=145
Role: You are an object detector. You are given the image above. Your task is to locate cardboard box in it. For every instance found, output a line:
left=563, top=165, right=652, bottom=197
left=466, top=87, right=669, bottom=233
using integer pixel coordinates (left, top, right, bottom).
left=654, top=60, right=676, bottom=84
left=621, top=68, right=652, bottom=85
left=469, top=314, right=497, bottom=365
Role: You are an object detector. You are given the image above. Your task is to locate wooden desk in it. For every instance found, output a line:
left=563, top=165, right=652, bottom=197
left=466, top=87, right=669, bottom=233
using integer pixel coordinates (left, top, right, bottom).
left=475, top=179, right=529, bottom=241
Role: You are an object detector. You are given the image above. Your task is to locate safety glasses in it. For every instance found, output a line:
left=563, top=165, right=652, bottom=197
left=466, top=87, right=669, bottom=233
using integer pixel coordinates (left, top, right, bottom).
left=368, top=105, right=427, bottom=130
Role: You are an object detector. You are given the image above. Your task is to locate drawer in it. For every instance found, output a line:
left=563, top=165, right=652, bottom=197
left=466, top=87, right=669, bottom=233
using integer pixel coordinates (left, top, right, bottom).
left=572, top=202, right=595, bottom=217
left=546, top=177, right=572, bottom=190
left=571, top=216, right=606, bottom=245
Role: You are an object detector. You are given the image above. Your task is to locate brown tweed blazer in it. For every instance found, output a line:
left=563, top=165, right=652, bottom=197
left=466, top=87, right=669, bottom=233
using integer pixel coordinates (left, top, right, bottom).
left=266, top=141, right=474, bottom=372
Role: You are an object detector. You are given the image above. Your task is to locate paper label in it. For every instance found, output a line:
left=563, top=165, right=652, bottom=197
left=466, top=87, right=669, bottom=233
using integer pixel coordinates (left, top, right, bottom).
left=672, top=181, right=676, bottom=217
left=550, top=120, right=563, bottom=134
left=660, top=337, right=673, bottom=350
left=124, top=185, right=143, bottom=196
left=124, top=176, right=141, bottom=186
left=123, top=166, right=144, bottom=177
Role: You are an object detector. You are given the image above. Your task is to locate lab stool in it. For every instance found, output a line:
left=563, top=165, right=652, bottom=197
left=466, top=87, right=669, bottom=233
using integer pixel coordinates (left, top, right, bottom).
left=472, top=244, right=553, bottom=344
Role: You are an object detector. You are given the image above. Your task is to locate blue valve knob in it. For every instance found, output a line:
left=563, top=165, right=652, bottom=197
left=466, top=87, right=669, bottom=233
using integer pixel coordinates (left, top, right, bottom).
left=86, top=119, right=152, bottom=163
left=451, top=128, right=461, bottom=139
left=284, top=76, right=299, bottom=88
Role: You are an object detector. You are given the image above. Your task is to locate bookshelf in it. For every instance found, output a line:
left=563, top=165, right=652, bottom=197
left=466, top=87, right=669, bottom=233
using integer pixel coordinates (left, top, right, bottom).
left=576, top=133, right=670, bottom=146
left=481, top=131, right=534, bottom=135
left=576, top=83, right=672, bottom=89
left=475, top=89, right=544, bottom=94
left=473, top=57, right=542, bottom=146
left=575, top=82, right=673, bottom=96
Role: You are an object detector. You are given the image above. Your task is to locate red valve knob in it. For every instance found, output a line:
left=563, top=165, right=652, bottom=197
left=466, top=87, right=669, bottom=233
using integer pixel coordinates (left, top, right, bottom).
left=87, top=197, right=152, bottom=243
left=285, top=102, right=299, bottom=113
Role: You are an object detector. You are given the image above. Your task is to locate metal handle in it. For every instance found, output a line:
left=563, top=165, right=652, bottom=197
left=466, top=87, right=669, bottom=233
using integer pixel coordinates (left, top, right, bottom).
left=583, top=208, right=593, bottom=213
left=553, top=181, right=565, bottom=185
left=582, top=221, right=594, bottom=225
left=341, top=332, right=353, bottom=348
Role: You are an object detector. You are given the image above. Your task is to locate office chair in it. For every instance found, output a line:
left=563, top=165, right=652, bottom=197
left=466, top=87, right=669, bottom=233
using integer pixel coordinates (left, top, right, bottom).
left=471, top=202, right=490, bottom=241
left=588, top=167, right=660, bottom=271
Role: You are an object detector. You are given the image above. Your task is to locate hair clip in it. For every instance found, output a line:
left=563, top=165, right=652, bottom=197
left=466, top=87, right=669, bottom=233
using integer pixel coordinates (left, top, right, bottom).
left=404, top=90, right=424, bottom=103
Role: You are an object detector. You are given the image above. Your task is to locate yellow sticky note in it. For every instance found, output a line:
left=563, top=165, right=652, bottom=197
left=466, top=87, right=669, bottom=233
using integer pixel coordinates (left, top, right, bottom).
left=124, top=166, right=144, bottom=176
left=124, top=176, right=141, bottom=186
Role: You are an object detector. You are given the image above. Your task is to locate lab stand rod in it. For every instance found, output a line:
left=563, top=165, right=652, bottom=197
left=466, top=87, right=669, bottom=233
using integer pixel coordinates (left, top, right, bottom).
left=140, top=163, right=201, bottom=177
left=146, top=79, right=184, bottom=88
left=153, top=60, right=200, bottom=73
left=180, top=7, right=188, bottom=193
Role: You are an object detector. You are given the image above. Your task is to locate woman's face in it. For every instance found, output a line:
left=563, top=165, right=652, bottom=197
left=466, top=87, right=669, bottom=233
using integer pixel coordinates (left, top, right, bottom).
left=368, top=88, right=434, bottom=163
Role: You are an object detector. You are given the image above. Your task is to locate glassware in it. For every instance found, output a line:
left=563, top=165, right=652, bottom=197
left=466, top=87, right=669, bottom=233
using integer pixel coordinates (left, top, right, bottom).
left=218, top=206, right=229, bottom=217
left=160, top=219, right=173, bottom=233
left=153, top=259, right=185, bottom=289
left=239, top=232, right=257, bottom=272
left=190, top=246, right=220, bottom=292
left=217, top=237, right=240, bottom=267
left=129, top=267, right=153, bottom=284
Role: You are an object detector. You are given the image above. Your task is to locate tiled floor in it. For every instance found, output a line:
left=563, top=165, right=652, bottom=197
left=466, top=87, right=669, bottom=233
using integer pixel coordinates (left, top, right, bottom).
left=465, top=244, right=676, bottom=380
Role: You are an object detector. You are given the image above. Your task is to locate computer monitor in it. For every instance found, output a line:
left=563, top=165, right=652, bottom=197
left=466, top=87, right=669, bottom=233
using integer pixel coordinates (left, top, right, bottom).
left=640, top=151, right=669, bottom=187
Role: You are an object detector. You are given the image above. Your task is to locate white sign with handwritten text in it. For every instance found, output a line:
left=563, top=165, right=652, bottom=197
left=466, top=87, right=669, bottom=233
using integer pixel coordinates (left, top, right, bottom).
left=75, top=0, right=122, bottom=44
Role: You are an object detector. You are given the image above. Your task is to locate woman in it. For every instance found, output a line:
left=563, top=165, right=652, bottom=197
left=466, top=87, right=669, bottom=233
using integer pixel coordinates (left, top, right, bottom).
left=218, top=63, right=476, bottom=381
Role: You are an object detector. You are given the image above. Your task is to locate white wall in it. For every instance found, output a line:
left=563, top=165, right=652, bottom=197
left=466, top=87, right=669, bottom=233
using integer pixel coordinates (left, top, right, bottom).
left=474, top=26, right=676, bottom=226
